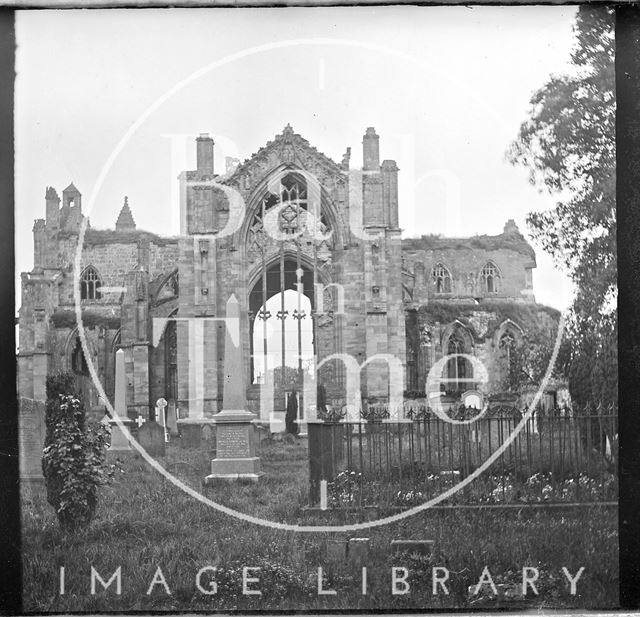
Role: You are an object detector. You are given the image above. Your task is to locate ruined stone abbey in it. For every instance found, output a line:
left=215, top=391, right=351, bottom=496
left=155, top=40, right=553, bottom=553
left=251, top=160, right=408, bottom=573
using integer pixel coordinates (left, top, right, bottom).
left=17, top=126, right=558, bottom=423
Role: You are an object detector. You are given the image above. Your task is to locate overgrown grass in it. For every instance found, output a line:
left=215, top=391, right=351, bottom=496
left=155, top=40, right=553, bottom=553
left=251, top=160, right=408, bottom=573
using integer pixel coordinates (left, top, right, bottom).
left=22, top=438, right=618, bottom=611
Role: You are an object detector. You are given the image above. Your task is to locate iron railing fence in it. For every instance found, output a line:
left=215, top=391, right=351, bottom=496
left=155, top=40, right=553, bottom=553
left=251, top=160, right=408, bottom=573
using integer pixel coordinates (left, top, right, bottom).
left=308, top=412, right=618, bottom=508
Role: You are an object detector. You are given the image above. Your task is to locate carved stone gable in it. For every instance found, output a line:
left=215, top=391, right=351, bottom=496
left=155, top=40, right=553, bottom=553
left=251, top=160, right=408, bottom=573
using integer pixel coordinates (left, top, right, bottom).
left=225, top=125, right=345, bottom=195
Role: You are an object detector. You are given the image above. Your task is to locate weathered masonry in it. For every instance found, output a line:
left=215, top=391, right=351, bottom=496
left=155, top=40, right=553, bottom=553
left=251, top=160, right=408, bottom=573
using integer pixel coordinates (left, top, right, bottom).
left=18, top=126, right=556, bottom=422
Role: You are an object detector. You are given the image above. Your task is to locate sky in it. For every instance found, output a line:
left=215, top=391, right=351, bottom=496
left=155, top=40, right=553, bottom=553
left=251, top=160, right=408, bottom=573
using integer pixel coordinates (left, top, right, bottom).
left=15, top=6, right=580, bottom=312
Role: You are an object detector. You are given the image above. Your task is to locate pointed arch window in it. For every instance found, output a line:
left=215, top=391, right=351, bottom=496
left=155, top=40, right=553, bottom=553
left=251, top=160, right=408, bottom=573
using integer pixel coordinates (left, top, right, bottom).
left=498, top=327, right=521, bottom=389
left=499, top=331, right=516, bottom=368
left=481, top=261, right=500, bottom=294
left=248, top=172, right=332, bottom=255
left=432, top=263, right=452, bottom=294
left=80, top=266, right=102, bottom=300
left=71, top=336, right=89, bottom=375
left=446, top=331, right=473, bottom=395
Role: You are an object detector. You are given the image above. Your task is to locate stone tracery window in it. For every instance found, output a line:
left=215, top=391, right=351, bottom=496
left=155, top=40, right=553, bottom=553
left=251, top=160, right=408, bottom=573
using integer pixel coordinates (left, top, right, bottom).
left=446, top=331, right=472, bottom=395
left=80, top=266, right=102, bottom=300
left=481, top=261, right=500, bottom=294
left=432, top=263, right=452, bottom=294
left=248, top=173, right=332, bottom=255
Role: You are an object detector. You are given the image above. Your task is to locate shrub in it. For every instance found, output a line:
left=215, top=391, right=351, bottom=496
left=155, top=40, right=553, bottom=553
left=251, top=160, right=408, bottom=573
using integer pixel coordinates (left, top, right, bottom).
left=42, top=373, right=113, bottom=532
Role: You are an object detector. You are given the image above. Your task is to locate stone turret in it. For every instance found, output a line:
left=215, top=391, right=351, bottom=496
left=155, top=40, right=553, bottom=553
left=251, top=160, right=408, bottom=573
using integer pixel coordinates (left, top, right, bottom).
left=362, top=127, right=384, bottom=227
left=62, top=182, right=81, bottom=210
left=45, top=186, right=60, bottom=230
left=115, top=196, right=136, bottom=231
left=61, top=183, right=83, bottom=232
left=381, top=159, right=399, bottom=229
left=196, top=133, right=214, bottom=176
left=363, top=127, right=380, bottom=171
left=504, top=219, right=519, bottom=234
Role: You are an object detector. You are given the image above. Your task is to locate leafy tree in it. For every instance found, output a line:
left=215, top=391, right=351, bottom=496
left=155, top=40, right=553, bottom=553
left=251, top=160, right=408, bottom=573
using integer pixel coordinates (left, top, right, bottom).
left=503, top=330, right=571, bottom=394
left=507, top=7, right=616, bottom=407
left=42, top=372, right=114, bottom=532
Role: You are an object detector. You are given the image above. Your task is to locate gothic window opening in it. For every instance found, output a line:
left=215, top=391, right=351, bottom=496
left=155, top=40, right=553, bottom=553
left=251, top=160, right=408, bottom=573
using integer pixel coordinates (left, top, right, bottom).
left=80, top=266, right=102, bottom=300
left=481, top=261, right=500, bottom=294
left=432, top=263, right=452, bottom=294
left=446, top=332, right=472, bottom=395
left=156, top=271, right=179, bottom=302
left=71, top=336, right=89, bottom=376
left=499, top=329, right=519, bottom=390
left=249, top=260, right=315, bottom=388
left=248, top=173, right=332, bottom=255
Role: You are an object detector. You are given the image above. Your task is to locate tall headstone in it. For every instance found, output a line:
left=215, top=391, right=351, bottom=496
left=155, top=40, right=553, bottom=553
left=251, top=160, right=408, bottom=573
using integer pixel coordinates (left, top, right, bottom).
left=206, top=294, right=264, bottom=482
left=166, top=401, right=179, bottom=436
left=108, top=349, right=134, bottom=455
left=19, top=398, right=46, bottom=482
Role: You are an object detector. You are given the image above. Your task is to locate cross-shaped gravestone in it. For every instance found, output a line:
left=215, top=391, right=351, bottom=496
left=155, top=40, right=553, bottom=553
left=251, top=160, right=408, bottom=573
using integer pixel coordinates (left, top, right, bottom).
left=156, top=398, right=167, bottom=424
left=136, top=416, right=145, bottom=428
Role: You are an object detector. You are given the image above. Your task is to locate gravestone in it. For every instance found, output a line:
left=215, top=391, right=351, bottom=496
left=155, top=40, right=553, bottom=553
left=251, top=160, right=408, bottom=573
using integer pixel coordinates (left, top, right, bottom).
left=108, top=348, right=134, bottom=456
left=137, top=421, right=166, bottom=457
left=348, top=538, right=370, bottom=565
left=155, top=398, right=168, bottom=442
left=155, top=397, right=167, bottom=424
left=166, top=401, right=179, bottom=436
left=202, top=424, right=215, bottom=448
left=180, top=424, right=202, bottom=448
left=326, top=538, right=348, bottom=561
left=206, top=294, right=263, bottom=482
left=19, top=398, right=46, bottom=482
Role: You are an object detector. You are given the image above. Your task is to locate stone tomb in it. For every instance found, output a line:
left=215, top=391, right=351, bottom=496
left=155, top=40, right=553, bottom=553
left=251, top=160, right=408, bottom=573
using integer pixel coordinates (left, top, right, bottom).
left=137, top=421, right=166, bottom=457
left=19, top=398, right=46, bottom=482
left=207, top=412, right=262, bottom=481
left=166, top=401, right=179, bottom=436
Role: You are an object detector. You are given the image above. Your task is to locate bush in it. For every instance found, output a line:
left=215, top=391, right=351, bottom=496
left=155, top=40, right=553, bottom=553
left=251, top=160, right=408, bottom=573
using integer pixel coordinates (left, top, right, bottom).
left=42, top=373, right=113, bottom=532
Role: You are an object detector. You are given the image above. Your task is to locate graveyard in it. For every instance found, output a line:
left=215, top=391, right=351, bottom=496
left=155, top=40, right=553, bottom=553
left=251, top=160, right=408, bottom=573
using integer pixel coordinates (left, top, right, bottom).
left=16, top=277, right=618, bottom=611
left=21, top=435, right=618, bottom=612
left=19, top=354, right=619, bottom=611
left=17, top=287, right=618, bottom=610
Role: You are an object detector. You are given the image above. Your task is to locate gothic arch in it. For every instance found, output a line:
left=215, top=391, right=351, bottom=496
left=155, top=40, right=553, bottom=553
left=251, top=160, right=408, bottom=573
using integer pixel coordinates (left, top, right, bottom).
left=431, top=262, right=453, bottom=294
left=493, top=318, right=524, bottom=349
left=245, top=248, right=332, bottom=300
left=111, top=328, right=122, bottom=352
left=152, top=268, right=179, bottom=306
left=440, top=321, right=474, bottom=395
left=441, top=320, right=474, bottom=352
left=63, top=326, right=97, bottom=372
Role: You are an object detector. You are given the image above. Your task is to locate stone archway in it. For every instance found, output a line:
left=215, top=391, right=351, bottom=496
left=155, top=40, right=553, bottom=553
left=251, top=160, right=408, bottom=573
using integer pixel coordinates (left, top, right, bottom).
left=248, top=258, right=316, bottom=414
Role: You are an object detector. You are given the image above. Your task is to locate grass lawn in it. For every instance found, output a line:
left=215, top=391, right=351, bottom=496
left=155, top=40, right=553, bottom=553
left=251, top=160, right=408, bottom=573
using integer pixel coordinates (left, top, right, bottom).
left=22, top=437, right=618, bottom=611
